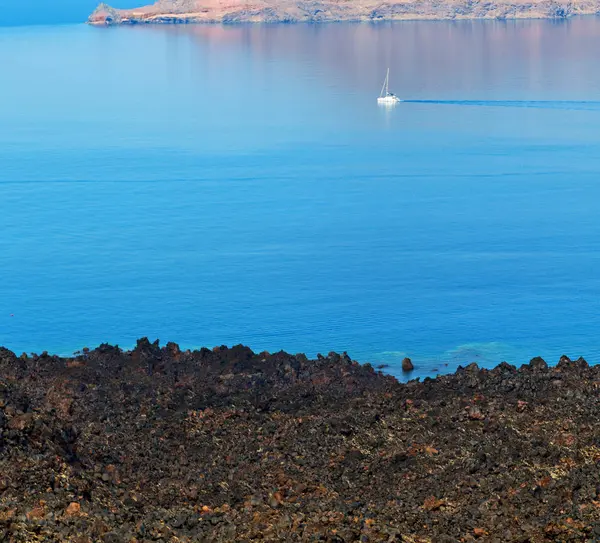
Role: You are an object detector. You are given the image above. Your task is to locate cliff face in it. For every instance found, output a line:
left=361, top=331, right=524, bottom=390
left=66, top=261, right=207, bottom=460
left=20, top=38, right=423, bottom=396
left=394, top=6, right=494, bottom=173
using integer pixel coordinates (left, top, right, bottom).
left=88, top=0, right=600, bottom=24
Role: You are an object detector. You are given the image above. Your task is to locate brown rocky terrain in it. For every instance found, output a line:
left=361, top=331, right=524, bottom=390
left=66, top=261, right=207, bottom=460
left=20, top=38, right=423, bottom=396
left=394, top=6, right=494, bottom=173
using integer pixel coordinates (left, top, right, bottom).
left=88, top=0, right=600, bottom=24
left=2, top=339, right=600, bottom=541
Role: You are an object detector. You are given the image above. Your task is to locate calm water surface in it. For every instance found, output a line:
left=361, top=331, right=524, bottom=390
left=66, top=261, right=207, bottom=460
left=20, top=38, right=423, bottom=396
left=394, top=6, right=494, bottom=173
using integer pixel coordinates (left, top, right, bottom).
left=2, top=19, right=600, bottom=379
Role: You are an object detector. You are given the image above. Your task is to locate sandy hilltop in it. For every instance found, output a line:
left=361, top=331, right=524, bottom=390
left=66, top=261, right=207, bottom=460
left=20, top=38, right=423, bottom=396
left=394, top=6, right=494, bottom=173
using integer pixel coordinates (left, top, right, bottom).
left=88, top=0, right=600, bottom=24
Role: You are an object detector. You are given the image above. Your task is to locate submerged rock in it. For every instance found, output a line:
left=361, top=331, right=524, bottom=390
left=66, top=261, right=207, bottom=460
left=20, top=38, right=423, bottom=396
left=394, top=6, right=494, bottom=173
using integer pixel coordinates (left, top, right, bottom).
left=402, top=357, right=414, bottom=371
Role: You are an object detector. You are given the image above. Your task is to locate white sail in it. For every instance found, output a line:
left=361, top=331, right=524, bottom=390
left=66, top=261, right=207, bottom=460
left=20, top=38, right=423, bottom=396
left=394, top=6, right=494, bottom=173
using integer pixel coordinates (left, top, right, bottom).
left=377, top=67, right=401, bottom=105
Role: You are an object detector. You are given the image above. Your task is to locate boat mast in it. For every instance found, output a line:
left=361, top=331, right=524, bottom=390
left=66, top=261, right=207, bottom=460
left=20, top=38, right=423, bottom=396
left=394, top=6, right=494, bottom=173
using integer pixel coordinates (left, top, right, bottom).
left=385, top=67, right=389, bottom=95
left=380, top=68, right=389, bottom=98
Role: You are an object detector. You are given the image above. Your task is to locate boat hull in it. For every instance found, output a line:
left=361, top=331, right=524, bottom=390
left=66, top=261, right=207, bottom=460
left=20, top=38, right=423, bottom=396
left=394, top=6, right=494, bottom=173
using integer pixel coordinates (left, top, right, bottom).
left=377, top=96, right=401, bottom=105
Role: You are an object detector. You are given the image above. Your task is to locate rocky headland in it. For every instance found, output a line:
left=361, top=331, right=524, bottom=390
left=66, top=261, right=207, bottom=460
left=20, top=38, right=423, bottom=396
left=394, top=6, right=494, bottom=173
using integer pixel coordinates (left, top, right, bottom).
left=2, top=339, right=600, bottom=541
left=88, top=0, right=600, bottom=24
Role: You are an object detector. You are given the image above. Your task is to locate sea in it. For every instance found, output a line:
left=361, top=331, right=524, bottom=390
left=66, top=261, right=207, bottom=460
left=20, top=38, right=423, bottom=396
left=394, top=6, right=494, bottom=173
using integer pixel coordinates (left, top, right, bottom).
left=2, top=18, right=600, bottom=380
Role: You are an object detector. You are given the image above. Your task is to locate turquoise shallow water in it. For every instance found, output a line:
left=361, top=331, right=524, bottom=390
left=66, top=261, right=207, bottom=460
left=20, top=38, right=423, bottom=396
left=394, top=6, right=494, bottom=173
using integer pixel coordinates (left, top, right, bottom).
left=2, top=20, right=600, bottom=379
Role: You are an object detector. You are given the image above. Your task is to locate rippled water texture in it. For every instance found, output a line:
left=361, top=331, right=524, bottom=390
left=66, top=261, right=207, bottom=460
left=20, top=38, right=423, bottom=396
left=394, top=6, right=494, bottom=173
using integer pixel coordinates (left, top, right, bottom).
left=2, top=19, right=600, bottom=378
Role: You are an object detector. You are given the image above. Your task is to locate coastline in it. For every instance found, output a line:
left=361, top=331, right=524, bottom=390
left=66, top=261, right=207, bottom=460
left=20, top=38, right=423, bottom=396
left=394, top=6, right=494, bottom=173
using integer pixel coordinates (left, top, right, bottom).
left=1, top=339, right=600, bottom=540
left=87, top=0, right=600, bottom=25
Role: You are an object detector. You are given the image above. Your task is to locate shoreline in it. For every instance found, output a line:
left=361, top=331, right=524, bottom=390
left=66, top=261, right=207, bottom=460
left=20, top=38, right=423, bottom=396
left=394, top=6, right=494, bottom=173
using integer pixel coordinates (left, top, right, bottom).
left=2, top=339, right=600, bottom=540
left=86, top=14, right=588, bottom=26
left=0, top=338, right=591, bottom=382
left=0, top=337, right=589, bottom=381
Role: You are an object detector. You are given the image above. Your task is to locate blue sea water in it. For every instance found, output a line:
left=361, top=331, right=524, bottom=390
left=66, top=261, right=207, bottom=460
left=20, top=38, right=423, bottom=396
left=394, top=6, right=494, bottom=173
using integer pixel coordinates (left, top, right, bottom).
left=2, top=19, right=600, bottom=379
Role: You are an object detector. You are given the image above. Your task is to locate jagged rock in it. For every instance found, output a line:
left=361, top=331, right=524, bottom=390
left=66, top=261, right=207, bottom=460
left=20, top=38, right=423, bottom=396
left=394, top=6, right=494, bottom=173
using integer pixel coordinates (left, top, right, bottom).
left=88, top=3, right=123, bottom=25
left=402, top=357, right=414, bottom=372
left=529, top=356, right=548, bottom=372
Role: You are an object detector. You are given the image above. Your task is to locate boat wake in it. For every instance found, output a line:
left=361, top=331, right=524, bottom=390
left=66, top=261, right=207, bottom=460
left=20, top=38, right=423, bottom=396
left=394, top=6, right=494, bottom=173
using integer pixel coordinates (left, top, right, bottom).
left=403, top=100, right=600, bottom=111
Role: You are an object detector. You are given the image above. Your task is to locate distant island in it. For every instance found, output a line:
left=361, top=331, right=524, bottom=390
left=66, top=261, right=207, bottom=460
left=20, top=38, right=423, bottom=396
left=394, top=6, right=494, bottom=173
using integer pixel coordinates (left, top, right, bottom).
left=88, top=0, right=599, bottom=25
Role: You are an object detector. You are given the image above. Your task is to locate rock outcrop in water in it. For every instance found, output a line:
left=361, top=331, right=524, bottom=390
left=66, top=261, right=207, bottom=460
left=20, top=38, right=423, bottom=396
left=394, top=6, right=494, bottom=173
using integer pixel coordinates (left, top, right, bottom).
left=2, top=340, right=600, bottom=540
left=88, top=0, right=600, bottom=24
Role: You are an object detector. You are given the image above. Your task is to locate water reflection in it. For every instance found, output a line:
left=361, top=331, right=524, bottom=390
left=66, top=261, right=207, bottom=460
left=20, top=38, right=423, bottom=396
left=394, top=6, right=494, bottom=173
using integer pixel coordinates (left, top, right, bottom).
left=143, top=18, right=600, bottom=99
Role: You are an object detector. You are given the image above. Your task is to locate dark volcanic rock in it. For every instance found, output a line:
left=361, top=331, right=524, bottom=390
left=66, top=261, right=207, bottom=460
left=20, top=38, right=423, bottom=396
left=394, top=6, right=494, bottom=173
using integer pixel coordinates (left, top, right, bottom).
left=0, top=341, right=599, bottom=541
left=529, top=356, right=548, bottom=372
left=402, top=357, right=414, bottom=371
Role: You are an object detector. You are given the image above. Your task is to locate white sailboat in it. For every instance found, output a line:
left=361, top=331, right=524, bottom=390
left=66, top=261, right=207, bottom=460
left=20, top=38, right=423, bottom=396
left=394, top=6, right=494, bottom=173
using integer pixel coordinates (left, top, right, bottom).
left=377, top=68, right=401, bottom=105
